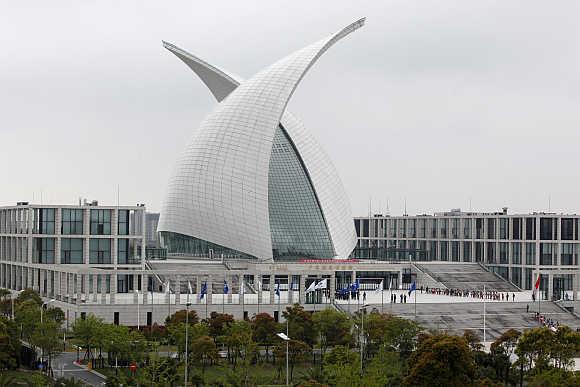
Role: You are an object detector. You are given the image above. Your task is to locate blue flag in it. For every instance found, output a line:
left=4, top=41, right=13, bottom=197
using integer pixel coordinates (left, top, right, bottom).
left=275, top=282, right=280, bottom=297
left=223, top=280, right=229, bottom=294
left=408, top=281, right=416, bottom=296
left=200, top=282, right=207, bottom=300
left=351, top=280, right=360, bottom=292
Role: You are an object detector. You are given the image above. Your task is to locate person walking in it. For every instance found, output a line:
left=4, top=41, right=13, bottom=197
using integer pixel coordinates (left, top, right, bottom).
left=526, top=304, right=529, bottom=313
left=363, top=292, right=366, bottom=302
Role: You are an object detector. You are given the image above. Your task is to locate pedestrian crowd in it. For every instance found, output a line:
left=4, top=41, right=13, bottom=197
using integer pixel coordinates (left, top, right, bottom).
left=535, top=312, right=560, bottom=330
left=421, top=286, right=516, bottom=302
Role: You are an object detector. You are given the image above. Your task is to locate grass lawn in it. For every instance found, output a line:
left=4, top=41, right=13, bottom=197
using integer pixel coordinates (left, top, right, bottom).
left=0, top=370, right=52, bottom=386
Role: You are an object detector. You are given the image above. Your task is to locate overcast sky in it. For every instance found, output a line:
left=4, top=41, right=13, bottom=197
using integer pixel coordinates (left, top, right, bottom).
left=1, top=1, right=579, bottom=216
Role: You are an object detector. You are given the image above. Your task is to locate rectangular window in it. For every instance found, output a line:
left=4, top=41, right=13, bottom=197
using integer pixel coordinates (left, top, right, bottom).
left=118, top=210, right=129, bottom=235
left=439, top=219, right=447, bottom=239
left=89, top=238, right=111, bottom=264
left=431, top=219, right=437, bottom=238
left=476, top=218, right=483, bottom=239
left=62, top=209, right=84, bottom=235
left=539, top=243, right=554, bottom=265
left=463, top=242, right=471, bottom=262
left=487, top=219, right=496, bottom=239
left=463, top=218, right=471, bottom=239
left=451, top=219, right=459, bottom=239
left=33, top=237, right=55, bottom=263
left=117, top=239, right=130, bottom=264
left=512, top=218, right=522, bottom=240
left=560, top=244, right=576, bottom=266
left=354, top=219, right=360, bottom=237
left=439, top=241, right=448, bottom=261
left=525, top=243, right=536, bottom=265
left=525, top=218, right=536, bottom=240
left=38, top=208, right=55, bottom=234
left=418, top=219, right=426, bottom=238
left=90, top=209, right=111, bottom=235
left=499, top=218, right=508, bottom=240
left=486, top=242, right=496, bottom=263
left=499, top=242, right=508, bottom=264
left=114, top=312, right=119, bottom=325
left=540, top=218, right=555, bottom=240
left=61, top=238, right=84, bottom=264
left=511, top=267, right=522, bottom=288
left=512, top=242, right=521, bottom=264
left=561, top=218, right=574, bottom=240
left=451, top=241, right=459, bottom=261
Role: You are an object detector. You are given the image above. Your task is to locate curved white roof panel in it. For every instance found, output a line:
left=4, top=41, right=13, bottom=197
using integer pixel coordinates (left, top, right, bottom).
left=158, top=19, right=363, bottom=261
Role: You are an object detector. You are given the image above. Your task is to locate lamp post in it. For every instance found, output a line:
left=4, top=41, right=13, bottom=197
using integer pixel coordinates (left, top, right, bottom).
left=185, top=302, right=191, bottom=387
left=359, top=304, right=369, bottom=374
left=277, top=323, right=290, bottom=386
left=11, top=290, right=23, bottom=320
left=135, top=290, right=140, bottom=330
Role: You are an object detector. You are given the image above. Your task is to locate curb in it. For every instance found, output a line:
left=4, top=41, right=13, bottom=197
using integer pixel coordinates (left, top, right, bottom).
left=73, top=361, right=108, bottom=381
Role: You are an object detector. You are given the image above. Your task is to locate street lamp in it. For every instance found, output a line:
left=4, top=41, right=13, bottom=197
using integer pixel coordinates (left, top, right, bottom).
left=277, top=324, right=290, bottom=386
left=11, top=289, right=23, bottom=320
left=358, top=304, right=370, bottom=374
left=135, top=290, right=140, bottom=330
left=184, top=302, right=191, bottom=387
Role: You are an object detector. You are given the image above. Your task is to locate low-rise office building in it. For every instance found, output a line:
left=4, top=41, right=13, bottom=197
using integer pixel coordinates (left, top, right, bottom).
left=353, top=209, right=580, bottom=300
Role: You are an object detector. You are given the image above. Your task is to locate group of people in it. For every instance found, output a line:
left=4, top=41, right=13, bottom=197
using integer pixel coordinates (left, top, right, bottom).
left=422, top=286, right=517, bottom=302
left=534, top=312, right=560, bottom=330
left=335, top=289, right=367, bottom=302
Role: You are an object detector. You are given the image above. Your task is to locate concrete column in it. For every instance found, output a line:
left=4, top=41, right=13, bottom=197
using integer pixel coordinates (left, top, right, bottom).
left=548, top=274, right=553, bottom=301
left=269, top=274, right=275, bottom=304
left=330, top=272, right=336, bottom=303
left=300, top=275, right=306, bottom=304
left=175, top=276, right=181, bottom=305
left=83, top=209, right=90, bottom=264
left=110, top=272, right=117, bottom=304
left=39, top=269, right=46, bottom=297
left=288, top=274, right=293, bottom=304
left=207, top=274, right=212, bottom=305
left=227, top=274, right=233, bottom=304
left=257, top=273, right=262, bottom=305
left=92, top=274, right=98, bottom=303
left=100, top=275, right=107, bottom=305
left=238, top=274, right=244, bottom=305
left=76, top=274, right=82, bottom=305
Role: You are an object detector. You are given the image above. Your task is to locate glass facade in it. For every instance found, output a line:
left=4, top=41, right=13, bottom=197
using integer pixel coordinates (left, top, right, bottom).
left=90, top=209, right=111, bottom=235
left=62, top=209, right=84, bottom=235
left=61, top=238, right=83, bottom=264
left=38, top=208, right=55, bottom=234
left=118, top=210, right=129, bottom=235
left=160, top=231, right=256, bottom=260
left=33, top=237, right=55, bottom=263
left=89, top=238, right=111, bottom=264
left=268, top=125, right=334, bottom=258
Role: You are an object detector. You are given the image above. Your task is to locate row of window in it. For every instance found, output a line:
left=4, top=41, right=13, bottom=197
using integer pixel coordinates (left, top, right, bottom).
left=356, top=217, right=580, bottom=241
left=32, top=238, right=139, bottom=264
left=0, top=208, right=136, bottom=236
left=355, top=239, right=579, bottom=266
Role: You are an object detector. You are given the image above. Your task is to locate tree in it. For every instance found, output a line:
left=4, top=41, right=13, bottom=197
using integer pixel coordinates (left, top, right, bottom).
left=275, top=339, right=310, bottom=381
left=207, top=312, right=234, bottom=343
left=283, top=304, right=316, bottom=346
left=527, top=368, right=580, bottom=387
left=189, top=335, right=219, bottom=374
left=362, top=348, right=404, bottom=387
left=0, top=288, right=10, bottom=317
left=312, top=309, right=352, bottom=362
left=71, top=314, right=105, bottom=362
left=515, top=327, right=554, bottom=374
left=0, top=316, right=20, bottom=369
left=251, top=312, right=277, bottom=362
left=383, top=316, right=421, bottom=359
left=323, top=345, right=359, bottom=387
left=31, top=319, right=62, bottom=375
left=223, top=320, right=257, bottom=385
left=16, top=288, right=42, bottom=306
left=168, top=321, right=209, bottom=358
left=165, top=309, right=199, bottom=327
left=364, top=312, right=390, bottom=355
left=463, top=329, right=484, bottom=352
left=551, top=325, right=580, bottom=370
left=404, top=334, right=476, bottom=387
left=489, top=328, right=520, bottom=384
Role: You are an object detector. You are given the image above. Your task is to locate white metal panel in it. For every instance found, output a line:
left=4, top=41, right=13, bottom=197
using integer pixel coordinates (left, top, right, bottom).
left=158, top=19, right=364, bottom=260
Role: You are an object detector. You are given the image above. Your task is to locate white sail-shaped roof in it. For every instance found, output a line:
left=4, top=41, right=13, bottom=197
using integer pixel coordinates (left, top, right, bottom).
left=158, top=19, right=363, bottom=260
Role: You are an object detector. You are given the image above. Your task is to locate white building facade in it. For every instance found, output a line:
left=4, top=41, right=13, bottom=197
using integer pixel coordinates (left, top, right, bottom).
left=354, top=210, right=580, bottom=301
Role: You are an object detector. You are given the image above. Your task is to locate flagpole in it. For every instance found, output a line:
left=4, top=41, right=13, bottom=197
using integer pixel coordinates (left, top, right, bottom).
left=277, top=283, right=280, bottom=322
left=241, top=276, right=245, bottom=320
left=414, top=286, right=417, bottom=319
left=483, top=284, right=486, bottom=345
left=223, top=276, right=225, bottom=315
left=381, top=284, right=384, bottom=314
